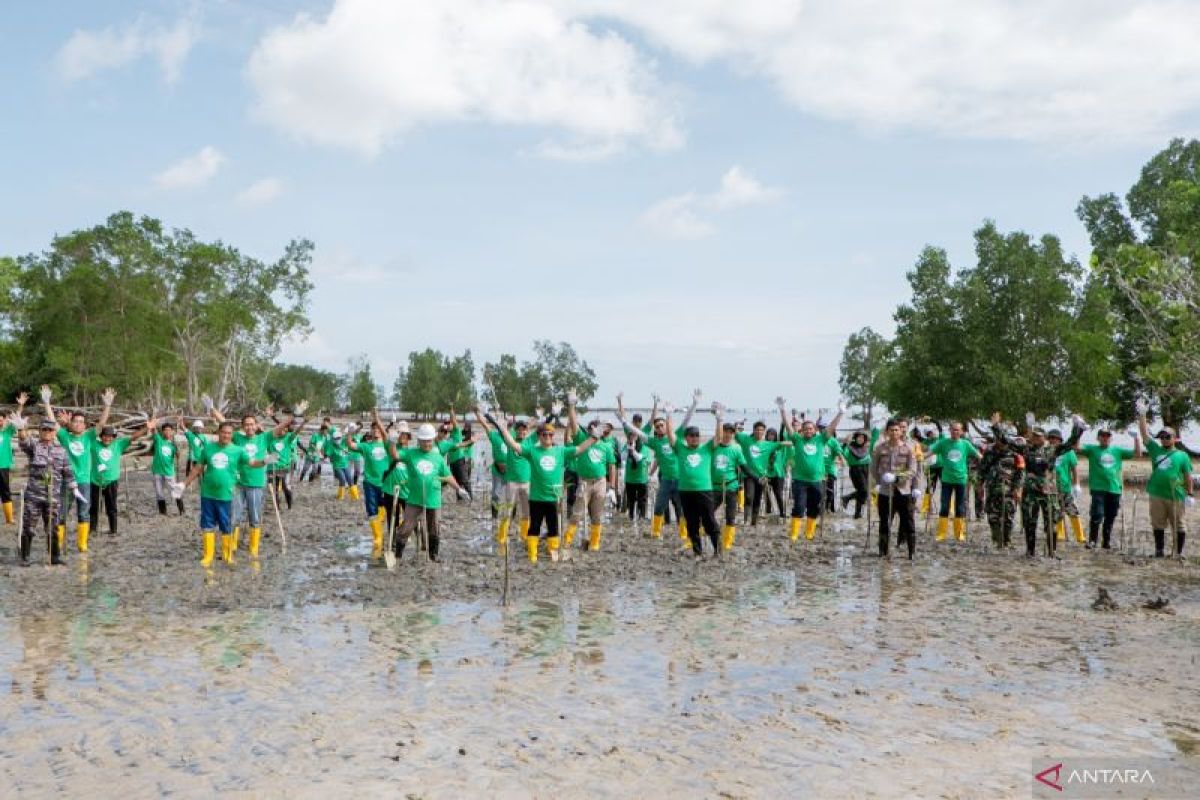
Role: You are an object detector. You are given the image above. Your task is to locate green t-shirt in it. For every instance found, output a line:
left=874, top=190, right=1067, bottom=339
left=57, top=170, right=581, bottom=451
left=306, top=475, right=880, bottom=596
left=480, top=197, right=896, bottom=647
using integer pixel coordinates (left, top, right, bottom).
left=521, top=443, right=568, bottom=503
left=57, top=427, right=97, bottom=484
left=928, top=437, right=980, bottom=485
left=151, top=432, right=178, bottom=478
left=787, top=431, right=830, bottom=483
left=438, top=428, right=463, bottom=458
left=92, top=436, right=132, bottom=486
left=0, top=422, right=15, bottom=469
left=184, top=429, right=208, bottom=462
left=447, top=428, right=472, bottom=464
left=572, top=429, right=616, bottom=481
left=1054, top=449, right=1078, bottom=494
left=712, top=442, right=747, bottom=490
left=357, top=437, right=391, bottom=487
left=675, top=432, right=716, bottom=492
left=503, top=432, right=535, bottom=483
left=347, top=433, right=364, bottom=462
left=735, top=433, right=779, bottom=478
left=307, top=432, right=327, bottom=460
left=269, top=431, right=300, bottom=469
left=232, top=430, right=273, bottom=488
left=624, top=444, right=652, bottom=485
left=823, top=437, right=843, bottom=478
left=1080, top=444, right=1135, bottom=495
left=1145, top=440, right=1192, bottom=501
left=645, top=435, right=679, bottom=481
left=324, top=436, right=350, bottom=469
left=768, top=445, right=789, bottom=479
left=199, top=442, right=247, bottom=502
left=488, top=430, right=508, bottom=478
left=398, top=447, right=450, bottom=508
left=382, top=458, right=409, bottom=502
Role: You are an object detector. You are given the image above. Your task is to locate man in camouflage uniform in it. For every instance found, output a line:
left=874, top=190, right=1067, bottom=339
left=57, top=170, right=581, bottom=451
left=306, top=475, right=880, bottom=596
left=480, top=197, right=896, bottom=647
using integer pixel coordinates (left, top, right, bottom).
left=979, top=436, right=1023, bottom=548
left=1005, top=415, right=1084, bottom=558
left=18, top=419, right=76, bottom=565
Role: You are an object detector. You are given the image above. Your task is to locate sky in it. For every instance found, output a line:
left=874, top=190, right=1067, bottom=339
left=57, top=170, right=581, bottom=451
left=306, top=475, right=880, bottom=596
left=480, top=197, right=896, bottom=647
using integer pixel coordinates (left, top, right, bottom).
left=4, top=0, right=1200, bottom=413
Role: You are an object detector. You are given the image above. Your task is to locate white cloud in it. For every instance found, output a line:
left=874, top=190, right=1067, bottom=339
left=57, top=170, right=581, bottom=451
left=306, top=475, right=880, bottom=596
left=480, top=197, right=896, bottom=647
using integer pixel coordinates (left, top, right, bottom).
left=235, top=177, right=284, bottom=206
left=640, top=166, right=781, bottom=239
left=56, top=16, right=199, bottom=84
left=311, top=250, right=412, bottom=285
left=567, top=0, right=1200, bottom=143
left=245, top=0, right=681, bottom=157
left=153, top=146, right=226, bottom=190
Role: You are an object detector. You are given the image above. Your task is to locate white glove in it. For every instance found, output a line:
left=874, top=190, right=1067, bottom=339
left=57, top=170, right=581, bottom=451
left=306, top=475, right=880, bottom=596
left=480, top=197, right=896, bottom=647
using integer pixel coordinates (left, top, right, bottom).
left=40, top=385, right=52, bottom=404
left=663, top=402, right=675, bottom=415
left=73, top=487, right=87, bottom=502
left=711, top=401, right=725, bottom=415
left=201, top=393, right=214, bottom=412
left=387, top=431, right=400, bottom=443
left=171, top=481, right=185, bottom=499
left=1186, top=496, right=1196, bottom=508
left=692, top=388, right=703, bottom=402
left=910, top=488, right=922, bottom=498
left=566, top=389, right=578, bottom=405
left=263, top=453, right=280, bottom=465
left=1072, top=484, right=1083, bottom=497
left=775, top=396, right=787, bottom=409
left=651, top=392, right=661, bottom=404
left=294, top=400, right=309, bottom=416
left=550, top=401, right=563, bottom=417
left=616, top=390, right=624, bottom=403
left=389, top=411, right=398, bottom=424
left=606, top=488, right=618, bottom=505
left=101, top=387, right=116, bottom=406
left=1135, top=397, right=1149, bottom=416
left=456, top=487, right=470, bottom=500
left=1071, top=413, right=1086, bottom=430
left=837, top=400, right=847, bottom=414
left=881, top=472, right=896, bottom=485
left=1025, top=411, right=1036, bottom=428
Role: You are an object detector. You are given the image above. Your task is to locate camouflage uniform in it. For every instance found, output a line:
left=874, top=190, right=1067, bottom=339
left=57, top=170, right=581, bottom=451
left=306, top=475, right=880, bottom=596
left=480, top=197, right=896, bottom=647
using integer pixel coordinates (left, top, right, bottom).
left=18, top=434, right=76, bottom=564
left=979, top=445, right=1023, bottom=548
left=1008, top=424, right=1082, bottom=557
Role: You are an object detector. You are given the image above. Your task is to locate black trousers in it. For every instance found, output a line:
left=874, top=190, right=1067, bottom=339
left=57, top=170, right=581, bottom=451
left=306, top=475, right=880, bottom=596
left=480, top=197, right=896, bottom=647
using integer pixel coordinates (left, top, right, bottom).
left=877, top=493, right=915, bottom=558
left=1088, top=490, right=1121, bottom=547
left=744, top=477, right=767, bottom=523
left=843, top=465, right=868, bottom=518
left=625, top=483, right=648, bottom=520
left=450, top=459, right=471, bottom=500
left=565, top=470, right=579, bottom=509
left=766, top=476, right=786, bottom=516
left=0, top=468, right=10, bottom=504
left=712, top=488, right=739, bottom=526
left=90, top=481, right=120, bottom=534
left=529, top=499, right=560, bottom=540
left=680, top=490, right=721, bottom=555
left=270, top=471, right=293, bottom=510
left=824, top=475, right=837, bottom=512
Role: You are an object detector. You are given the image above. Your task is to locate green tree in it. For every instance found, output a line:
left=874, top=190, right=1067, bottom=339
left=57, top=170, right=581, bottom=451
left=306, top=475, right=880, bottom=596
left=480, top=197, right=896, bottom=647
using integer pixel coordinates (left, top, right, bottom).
left=481, top=353, right=529, bottom=412
left=344, top=355, right=379, bottom=413
left=264, top=363, right=342, bottom=412
left=838, top=327, right=891, bottom=428
left=528, top=340, right=597, bottom=408
left=395, top=348, right=445, bottom=417
left=441, top=349, right=477, bottom=409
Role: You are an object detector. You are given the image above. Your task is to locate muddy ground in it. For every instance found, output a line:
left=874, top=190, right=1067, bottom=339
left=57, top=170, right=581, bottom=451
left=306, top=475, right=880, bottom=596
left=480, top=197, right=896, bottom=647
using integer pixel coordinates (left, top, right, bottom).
left=1, top=468, right=1198, bottom=797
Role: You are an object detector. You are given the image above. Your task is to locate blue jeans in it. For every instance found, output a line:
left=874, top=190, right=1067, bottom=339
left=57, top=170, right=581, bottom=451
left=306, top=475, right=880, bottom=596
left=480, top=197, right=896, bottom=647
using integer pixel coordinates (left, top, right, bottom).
left=200, top=497, right=233, bottom=533
left=653, top=477, right=682, bottom=520
left=333, top=466, right=352, bottom=487
left=60, top=481, right=92, bottom=524
left=939, top=482, right=967, bottom=518
left=232, top=486, right=264, bottom=527
left=791, top=480, right=823, bottom=518
left=363, top=481, right=384, bottom=518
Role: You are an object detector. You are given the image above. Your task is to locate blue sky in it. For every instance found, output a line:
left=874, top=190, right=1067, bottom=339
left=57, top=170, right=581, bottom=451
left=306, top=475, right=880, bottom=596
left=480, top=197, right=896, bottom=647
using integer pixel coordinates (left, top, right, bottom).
left=4, top=0, right=1199, bottom=412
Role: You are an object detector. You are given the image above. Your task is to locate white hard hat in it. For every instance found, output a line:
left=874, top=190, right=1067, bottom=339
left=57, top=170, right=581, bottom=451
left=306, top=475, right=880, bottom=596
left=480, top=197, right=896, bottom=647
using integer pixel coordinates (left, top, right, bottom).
left=192, top=420, right=204, bottom=429
left=396, top=421, right=410, bottom=434
left=416, top=423, right=436, bottom=441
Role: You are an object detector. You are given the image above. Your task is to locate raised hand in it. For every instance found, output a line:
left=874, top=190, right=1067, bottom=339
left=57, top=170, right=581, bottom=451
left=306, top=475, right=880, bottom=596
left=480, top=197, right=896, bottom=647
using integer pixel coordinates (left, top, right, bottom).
left=101, top=387, right=116, bottom=407
left=15, top=391, right=28, bottom=406
left=837, top=399, right=847, bottom=414
left=663, top=401, right=676, bottom=416
left=201, top=393, right=214, bottom=412
left=550, top=401, right=563, bottom=417
left=1070, top=413, right=1086, bottom=430
left=566, top=388, right=578, bottom=406
left=1134, top=397, right=1149, bottom=417
left=692, top=388, right=703, bottom=403
left=774, top=396, right=787, bottom=409
left=294, top=399, right=310, bottom=416
left=40, top=385, right=52, bottom=404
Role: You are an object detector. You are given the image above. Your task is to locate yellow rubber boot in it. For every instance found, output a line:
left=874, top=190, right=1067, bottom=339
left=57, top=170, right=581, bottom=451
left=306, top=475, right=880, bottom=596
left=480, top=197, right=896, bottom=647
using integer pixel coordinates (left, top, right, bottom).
left=496, top=518, right=511, bottom=546
left=789, top=518, right=801, bottom=541
left=920, top=493, right=930, bottom=514
left=377, top=507, right=386, bottom=522
left=1071, top=516, right=1085, bottom=543
left=335, top=486, right=345, bottom=500
left=232, top=526, right=240, bottom=554
left=249, top=528, right=261, bottom=557
left=588, top=524, right=602, bottom=552
left=221, top=533, right=235, bottom=564
left=651, top=514, right=664, bottom=538
left=547, top=536, right=561, bottom=562
left=953, top=517, right=966, bottom=542
left=1055, top=520, right=1066, bottom=542
left=722, top=525, right=736, bottom=551
left=57, top=524, right=66, bottom=553
left=678, top=521, right=688, bottom=541
left=350, top=485, right=361, bottom=500
left=564, top=523, right=578, bottom=548
left=370, top=518, right=384, bottom=548
left=519, top=519, right=531, bottom=539
left=77, top=521, right=90, bottom=553
left=737, top=488, right=745, bottom=511
left=805, top=518, right=817, bottom=540
left=200, top=532, right=216, bottom=567
left=3, top=501, right=12, bottom=524
left=526, top=535, right=538, bottom=563
left=936, top=517, right=949, bottom=542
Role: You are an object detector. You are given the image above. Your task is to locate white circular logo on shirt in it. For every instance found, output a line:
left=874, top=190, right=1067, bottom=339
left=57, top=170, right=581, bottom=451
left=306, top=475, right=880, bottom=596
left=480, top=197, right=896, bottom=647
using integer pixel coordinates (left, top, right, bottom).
left=662, top=444, right=673, bottom=455
left=750, top=445, right=762, bottom=459
left=1100, top=453, right=1115, bottom=469
left=947, top=450, right=962, bottom=463
left=160, top=444, right=172, bottom=457
left=416, top=460, right=434, bottom=475
left=244, top=443, right=258, bottom=457
left=686, top=454, right=701, bottom=468
left=539, top=455, right=556, bottom=471
left=69, top=441, right=84, bottom=456
left=588, top=449, right=603, bottom=464
left=211, top=453, right=229, bottom=469
left=1156, top=459, right=1174, bottom=472
left=274, top=441, right=285, bottom=452
left=370, top=447, right=385, bottom=461
left=715, top=455, right=729, bottom=469
left=803, top=444, right=818, bottom=456
left=99, top=449, right=113, bottom=462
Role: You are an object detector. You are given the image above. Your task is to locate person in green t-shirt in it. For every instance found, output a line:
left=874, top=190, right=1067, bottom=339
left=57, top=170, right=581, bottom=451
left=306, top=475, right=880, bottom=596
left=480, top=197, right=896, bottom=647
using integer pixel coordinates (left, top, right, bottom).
left=149, top=420, right=184, bottom=517
left=819, top=421, right=844, bottom=514
left=90, top=420, right=152, bottom=536
left=567, top=399, right=618, bottom=552
left=266, top=420, right=301, bottom=511
left=1078, top=426, right=1140, bottom=549
left=1048, top=431, right=1083, bottom=544
left=664, top=398, right=725, bottom=557
left=928, top=422, right=982, bottom=542
left=765, top=428, right=789, bottom=519
left=475, top=409, right=541, bottom=553
left=388, top=423, right=470, bottom=563
left=780, top=397, right=845, bottom=542
left=0, top=391, right=28, bottom=525
left=349, top=411, right=396, bottom=553
left=446, top=417, right=477, bottom=502
left=736, top=420, right=784, bottom=526
left=42, top=384, right=115, bottom=554
left=208, top=397, right=302, bottom=559
left=492, top=414, right=600, bottom=563
left=623, top=439, right=652, bottom=522
left=839, top=428, right=877, bottom=520
left=299, top=421, right=330, bottom=483
left=183, top=420, right=268, bottom=568
left=345, top=422, right=365, bottom=493
left=712, top=423, right=748, bottom=550
left=618, top=390, right=695, bottom=542
left=380, top=423, right=412, bottom=545
left=1137, top=402, right=1194, bottom=557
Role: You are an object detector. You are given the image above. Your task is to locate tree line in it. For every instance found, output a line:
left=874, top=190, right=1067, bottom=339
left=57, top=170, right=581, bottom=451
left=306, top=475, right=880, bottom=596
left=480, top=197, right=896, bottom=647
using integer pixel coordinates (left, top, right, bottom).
left=839, top=138, right=1200, bottom=431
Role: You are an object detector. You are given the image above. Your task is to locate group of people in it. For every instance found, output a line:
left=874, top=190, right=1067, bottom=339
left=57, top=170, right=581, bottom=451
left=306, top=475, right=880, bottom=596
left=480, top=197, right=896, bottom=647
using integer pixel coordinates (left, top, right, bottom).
left=3, top=385, right=1194, bottom=569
